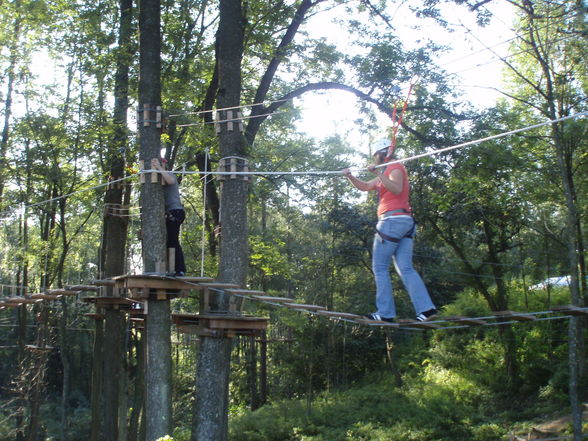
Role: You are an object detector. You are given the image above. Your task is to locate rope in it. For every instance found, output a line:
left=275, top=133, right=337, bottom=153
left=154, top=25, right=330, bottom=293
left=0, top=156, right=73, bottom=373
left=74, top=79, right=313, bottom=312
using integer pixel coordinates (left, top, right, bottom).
left=388, top=78, right=416, bottom=157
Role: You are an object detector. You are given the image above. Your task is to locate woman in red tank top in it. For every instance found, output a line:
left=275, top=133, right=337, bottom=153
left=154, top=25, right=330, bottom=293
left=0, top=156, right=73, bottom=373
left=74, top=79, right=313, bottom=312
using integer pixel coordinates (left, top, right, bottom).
left=342, top=139, right=436, bottom=322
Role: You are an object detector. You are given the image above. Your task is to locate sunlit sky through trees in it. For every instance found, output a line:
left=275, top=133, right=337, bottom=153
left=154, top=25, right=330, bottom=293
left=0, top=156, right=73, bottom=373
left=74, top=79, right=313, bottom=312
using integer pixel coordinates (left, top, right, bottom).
left=296, top=1, right=516, bottom=157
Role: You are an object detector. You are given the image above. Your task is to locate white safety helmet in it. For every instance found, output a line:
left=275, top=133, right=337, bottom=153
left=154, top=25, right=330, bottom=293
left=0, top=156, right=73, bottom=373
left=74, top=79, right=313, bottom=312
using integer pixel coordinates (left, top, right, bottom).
left=372, top=138, right=392, bottom=156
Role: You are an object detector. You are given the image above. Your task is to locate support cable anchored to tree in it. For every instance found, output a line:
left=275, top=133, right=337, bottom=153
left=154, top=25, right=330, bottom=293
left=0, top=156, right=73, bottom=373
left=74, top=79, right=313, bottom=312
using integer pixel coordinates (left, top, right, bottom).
left=0, top=110, right=585, bottom=221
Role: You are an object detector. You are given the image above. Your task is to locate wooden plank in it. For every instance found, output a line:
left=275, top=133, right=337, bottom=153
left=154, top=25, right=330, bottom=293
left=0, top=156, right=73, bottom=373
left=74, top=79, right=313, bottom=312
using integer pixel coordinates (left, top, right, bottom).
left=6, top=297, right=42, bottom=305
left=65, top=284, right=101, bottom=292
left=398, top=320, right=440, bottom=329
left=206, top=318, right=267, bottom=330
left=198, top=282, right=241, bottom=290
left=95, top=297, right=135, bottom=307
left=91, top=279, right=116, bottom=286
left=494, top=310, right=536, bottom=321
left=354, top=317, right=399, bottom=327
left=251, top=295, right=292, bottom=303
left=282, top=303, right=327, bottom=311
left=46, top=289, right=79, bottom=296
left=85, top=313, right=105, bottom=320
left=355, top=318, right=400, bottom=328
left=130, top=318, right=145, bottom=328
left=26, top=345, right=54, bottom=351
left=30, top=293, right=63, bottom=300
left=178, top=276, right=214, bottom=283
left=121, top=276, right=196, bottom=291
left=317, top=310, right=362, bottom=320
left=226, top=289, right=266, bottom=296
left=172, top=313, right=268, bottom=331
left=442, top=315, right=487, bottom=326
left=0, top=302, right=19, bottom=308
left=551, top=305, right=588, bottom=316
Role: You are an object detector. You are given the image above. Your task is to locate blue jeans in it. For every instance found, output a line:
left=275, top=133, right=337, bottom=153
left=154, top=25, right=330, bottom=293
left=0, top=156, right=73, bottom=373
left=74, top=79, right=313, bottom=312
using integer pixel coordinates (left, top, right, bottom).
left=372, top=216, right=435, bottom=318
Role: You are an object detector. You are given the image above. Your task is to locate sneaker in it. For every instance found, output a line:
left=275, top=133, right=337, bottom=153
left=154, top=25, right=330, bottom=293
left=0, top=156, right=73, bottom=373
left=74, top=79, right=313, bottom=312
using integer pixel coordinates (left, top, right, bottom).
left=175, top=271, right=185, bottom=277
left=364, top=313, right=395, bottom=323
left=416, top=308, right=438, bottom=322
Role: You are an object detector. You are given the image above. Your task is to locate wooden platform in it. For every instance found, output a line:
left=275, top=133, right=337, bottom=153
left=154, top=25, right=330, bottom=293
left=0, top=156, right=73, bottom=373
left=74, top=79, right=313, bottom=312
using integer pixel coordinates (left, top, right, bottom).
left=113, top=274, right=214, bottom=300
left=81, top=296, right=137, bottom=310
left=172, top=313, right=268, bottom=338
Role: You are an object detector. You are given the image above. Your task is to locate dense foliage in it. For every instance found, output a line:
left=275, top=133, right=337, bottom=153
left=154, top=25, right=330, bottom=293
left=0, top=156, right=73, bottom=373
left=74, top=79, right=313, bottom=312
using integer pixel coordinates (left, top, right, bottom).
left=0, top=0, right=586, bottom=440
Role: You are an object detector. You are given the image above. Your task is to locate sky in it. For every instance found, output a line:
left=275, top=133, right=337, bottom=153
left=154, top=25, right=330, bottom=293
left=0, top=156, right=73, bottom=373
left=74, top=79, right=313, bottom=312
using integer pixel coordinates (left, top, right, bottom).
left=295, top=1, right=517, bottom=157
left=24, top=0, right=517, bottom=161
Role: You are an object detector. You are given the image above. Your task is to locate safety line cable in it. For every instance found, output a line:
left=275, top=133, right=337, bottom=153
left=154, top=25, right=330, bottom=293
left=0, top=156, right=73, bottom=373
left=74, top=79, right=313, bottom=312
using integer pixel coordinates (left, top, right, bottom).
left=168, top=99, right=289, bottom=118
left=0, top=110, right=585, bottom=218
left=373, top=111, right=588, bottom=171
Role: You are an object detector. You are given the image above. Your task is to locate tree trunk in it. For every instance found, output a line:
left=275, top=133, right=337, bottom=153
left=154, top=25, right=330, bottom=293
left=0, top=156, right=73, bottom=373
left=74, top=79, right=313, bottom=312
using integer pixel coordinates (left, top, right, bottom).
left=89, top=317, right=104, bottom=441
left=138, top=0, right=171, bottom=437
left=59, top=297, right=71, bottom=441
left=247, top=335, right=259, bottom=410
left=259, top=331, right=268, bottom=406
left=552, top=124, right=584, bottom=441
left=0, top=0, right=21, bottom=207
left=95, top=0, right=134, bottom=435
left=128, top=329, right=145, bottom=441
left=192, top=1, right=247, bottom=440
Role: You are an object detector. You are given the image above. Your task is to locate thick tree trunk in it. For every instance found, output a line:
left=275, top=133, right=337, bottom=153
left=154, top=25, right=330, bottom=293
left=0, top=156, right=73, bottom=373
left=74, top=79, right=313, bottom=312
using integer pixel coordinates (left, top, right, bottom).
left=95, top=0, right=134, bottom=435
left=552, top=125, right=584, bottom=441
left=138, top=0, right=171, bottom=438
left=192, top=1, right=247, bottom=440
left=0, top=0, right=21, bottom=207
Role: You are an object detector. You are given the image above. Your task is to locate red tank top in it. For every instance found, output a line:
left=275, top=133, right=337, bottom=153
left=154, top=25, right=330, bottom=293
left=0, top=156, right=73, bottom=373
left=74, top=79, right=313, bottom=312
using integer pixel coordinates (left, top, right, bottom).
left=376, top=163, right=412, bottom=217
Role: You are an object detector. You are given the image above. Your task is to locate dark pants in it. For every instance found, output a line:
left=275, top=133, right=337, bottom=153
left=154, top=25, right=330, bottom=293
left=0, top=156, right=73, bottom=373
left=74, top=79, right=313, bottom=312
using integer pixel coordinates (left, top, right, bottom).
left=165, top=209, right=186, bottom=274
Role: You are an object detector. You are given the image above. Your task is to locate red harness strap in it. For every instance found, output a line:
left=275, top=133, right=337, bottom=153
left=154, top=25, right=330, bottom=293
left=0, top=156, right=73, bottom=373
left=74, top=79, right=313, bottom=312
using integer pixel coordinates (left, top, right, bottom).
left=387, top=81, right=415, bottom=159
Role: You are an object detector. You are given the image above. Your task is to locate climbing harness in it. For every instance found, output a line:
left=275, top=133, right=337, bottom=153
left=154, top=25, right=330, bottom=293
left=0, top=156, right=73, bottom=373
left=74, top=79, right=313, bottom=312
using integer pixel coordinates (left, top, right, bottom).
left=375, top=217, right=416, bottom=243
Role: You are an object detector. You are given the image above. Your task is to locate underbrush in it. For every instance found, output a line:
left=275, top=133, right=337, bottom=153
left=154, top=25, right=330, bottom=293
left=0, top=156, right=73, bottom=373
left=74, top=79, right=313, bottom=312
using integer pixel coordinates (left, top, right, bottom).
left=229, top=372, right=509, bottom=441
left=228, top=284, right=573, bottom=441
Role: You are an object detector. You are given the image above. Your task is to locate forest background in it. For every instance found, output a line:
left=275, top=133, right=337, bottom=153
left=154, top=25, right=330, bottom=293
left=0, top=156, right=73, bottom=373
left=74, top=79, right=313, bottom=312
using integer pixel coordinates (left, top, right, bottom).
left=0, top=0, right=587, bottom=440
